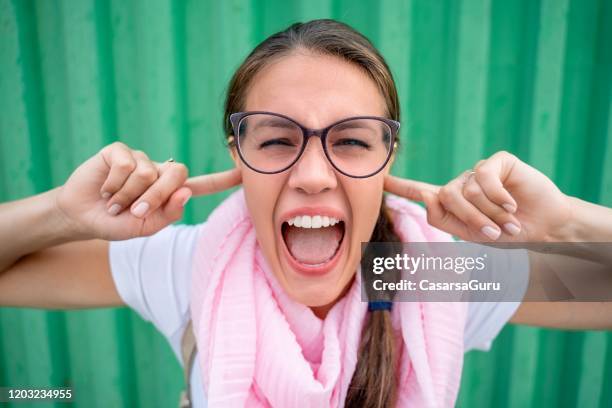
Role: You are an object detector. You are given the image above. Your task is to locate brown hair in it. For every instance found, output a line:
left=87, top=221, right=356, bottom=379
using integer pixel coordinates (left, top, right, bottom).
left=223, top=19, right=401, bottom=408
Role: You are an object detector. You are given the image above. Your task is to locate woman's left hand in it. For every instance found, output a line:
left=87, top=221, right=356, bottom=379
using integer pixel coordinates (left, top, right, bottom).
left=384, top=151, right=573, bottom=243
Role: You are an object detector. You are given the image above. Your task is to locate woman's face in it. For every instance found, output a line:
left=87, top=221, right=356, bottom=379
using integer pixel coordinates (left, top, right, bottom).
left=233, top=51, right=392, bottom=315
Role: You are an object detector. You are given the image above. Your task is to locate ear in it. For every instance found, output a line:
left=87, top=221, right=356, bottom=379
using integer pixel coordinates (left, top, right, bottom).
left=383, top=142, right=398, bottom=174
left=227, top=136, right=242, bottom=169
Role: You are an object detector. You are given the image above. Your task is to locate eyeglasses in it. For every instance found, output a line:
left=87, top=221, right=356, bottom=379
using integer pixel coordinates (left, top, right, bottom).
left=228, top=111, right=400, bottom=178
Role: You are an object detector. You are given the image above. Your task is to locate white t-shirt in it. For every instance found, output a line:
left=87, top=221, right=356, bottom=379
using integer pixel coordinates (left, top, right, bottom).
left=109, top=223, right=530, bottom=408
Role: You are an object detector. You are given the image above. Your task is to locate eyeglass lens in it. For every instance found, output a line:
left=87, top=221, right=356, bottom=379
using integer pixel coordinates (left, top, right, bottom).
left=236, top=113, right=393, bottom=177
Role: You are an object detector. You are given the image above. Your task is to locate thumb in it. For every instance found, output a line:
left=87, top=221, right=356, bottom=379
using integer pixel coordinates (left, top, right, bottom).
left=159, top=186, right=192, bottom=223
left=384, top=174, right=440, bottom=202
left=421, top=190, right=443, bottom=223
left=421, top=190, right=467, bottom=239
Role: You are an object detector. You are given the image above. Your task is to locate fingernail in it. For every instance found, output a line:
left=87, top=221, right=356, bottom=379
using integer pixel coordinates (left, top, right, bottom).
left=108, top=203, right=122, bottom=216
left=502, top=203, right=516, bottom=213
left=181, top=193, right=192, bottom=207
left=101, top=191, right=111, bottom=199
left=481, top=225, right=501, bottom=240
left=504, top=222, right=521, bottom=236
left=131, top=201, right=149, bottom=217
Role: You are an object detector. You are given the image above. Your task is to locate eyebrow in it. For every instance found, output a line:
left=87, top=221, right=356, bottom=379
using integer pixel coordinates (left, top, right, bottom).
left=246, top=115, right=382, bottom=133
left=251, top=118, right=297, bottom=131
left=332, top=120, right=375, bottom=132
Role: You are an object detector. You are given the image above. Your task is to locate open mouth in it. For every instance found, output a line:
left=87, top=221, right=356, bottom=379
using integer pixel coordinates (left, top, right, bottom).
left=281, top=215, right=346, bottom=274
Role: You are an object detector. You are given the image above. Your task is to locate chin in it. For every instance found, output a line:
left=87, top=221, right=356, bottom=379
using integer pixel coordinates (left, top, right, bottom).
left=282, top=275, right=346, bottom=307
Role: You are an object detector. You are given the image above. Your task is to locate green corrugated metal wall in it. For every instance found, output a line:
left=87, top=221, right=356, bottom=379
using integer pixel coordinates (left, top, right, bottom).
left=1, top=0, right=611, bottom=406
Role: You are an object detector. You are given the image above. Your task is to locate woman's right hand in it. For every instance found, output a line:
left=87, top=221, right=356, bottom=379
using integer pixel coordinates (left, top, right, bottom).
left=54, top=142, right=241, bottom=241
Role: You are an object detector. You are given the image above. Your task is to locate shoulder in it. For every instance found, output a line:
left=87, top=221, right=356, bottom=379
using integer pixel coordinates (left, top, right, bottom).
left=108, top=222, right=204, bottom=345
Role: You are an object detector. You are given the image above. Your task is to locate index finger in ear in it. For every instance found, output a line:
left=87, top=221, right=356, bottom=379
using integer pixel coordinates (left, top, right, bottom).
left=384, top=174, right=440, bottom=202
left=183, top=168, right=242, bottom=196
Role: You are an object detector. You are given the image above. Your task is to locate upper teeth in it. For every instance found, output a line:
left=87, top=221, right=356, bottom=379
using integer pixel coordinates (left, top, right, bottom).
left=287, top=215, right=341, bottom=228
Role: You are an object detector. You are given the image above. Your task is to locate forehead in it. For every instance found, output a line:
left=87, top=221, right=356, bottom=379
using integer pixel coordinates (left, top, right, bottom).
left=244, top=51, right=387, bottom=128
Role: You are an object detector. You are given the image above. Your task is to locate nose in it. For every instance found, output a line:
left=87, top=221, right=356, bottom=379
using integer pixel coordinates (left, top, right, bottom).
left=287, top=137, right=338, bottom=194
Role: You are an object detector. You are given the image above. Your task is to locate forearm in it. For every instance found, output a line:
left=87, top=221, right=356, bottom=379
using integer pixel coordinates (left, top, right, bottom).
left=0, top=187, right=77, bottom=272
left=512, top=250, right=612, bottom=329
left=546, top=196, right=612, bottom=265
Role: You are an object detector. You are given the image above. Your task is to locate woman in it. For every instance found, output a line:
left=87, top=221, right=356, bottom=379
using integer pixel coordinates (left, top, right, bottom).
left=1, top=19, right=611, bottom=408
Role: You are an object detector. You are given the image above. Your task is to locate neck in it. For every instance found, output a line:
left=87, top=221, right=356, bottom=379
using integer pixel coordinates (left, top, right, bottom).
left=310, top=302, right=334, bottom=319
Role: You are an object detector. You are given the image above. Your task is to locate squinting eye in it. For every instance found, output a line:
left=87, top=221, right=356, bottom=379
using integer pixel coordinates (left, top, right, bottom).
left=333, top=138, right=371, bottom=149
left=259, top=138, right=297, bottom=148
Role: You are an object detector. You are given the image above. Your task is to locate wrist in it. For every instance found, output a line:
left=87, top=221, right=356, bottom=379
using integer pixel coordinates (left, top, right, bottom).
left=546, top=195, right=577, bottom=242
left=46, top=186, right=91, bottom=242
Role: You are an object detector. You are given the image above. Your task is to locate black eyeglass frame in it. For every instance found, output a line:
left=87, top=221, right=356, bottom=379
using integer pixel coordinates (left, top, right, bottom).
left=228, top=111, right=400, bottom=179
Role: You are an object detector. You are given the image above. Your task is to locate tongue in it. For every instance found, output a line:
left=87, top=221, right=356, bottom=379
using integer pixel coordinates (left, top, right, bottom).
left=285, top=224, right=342, bottom=264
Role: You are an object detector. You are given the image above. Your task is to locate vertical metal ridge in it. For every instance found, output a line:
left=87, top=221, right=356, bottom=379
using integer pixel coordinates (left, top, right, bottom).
left=527, top=0, right=568, bottom=177
left=93, top=0, right=118, bottom=147
left=451, top=0, right=491, bottom=175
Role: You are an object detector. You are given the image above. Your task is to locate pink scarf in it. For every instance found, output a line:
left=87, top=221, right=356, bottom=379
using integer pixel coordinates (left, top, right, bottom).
left=190, top=189, right=467, bottom=407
